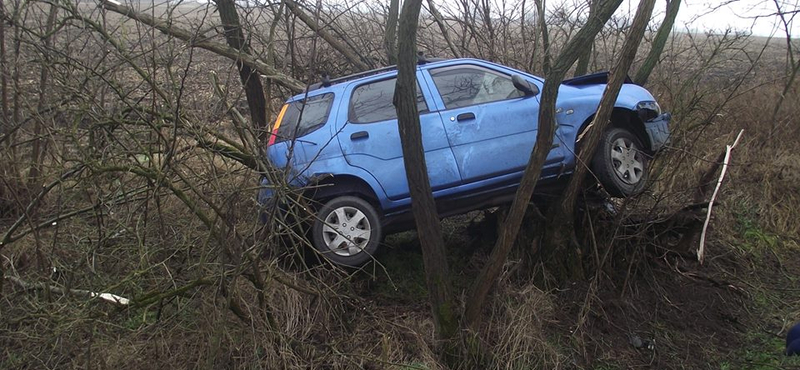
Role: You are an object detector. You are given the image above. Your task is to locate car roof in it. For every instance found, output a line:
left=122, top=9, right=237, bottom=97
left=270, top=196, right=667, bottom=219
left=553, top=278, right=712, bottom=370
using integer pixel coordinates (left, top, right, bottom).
left=287, top=58, right=495, bottom=101
left=285, top=58, right=545, bottom=103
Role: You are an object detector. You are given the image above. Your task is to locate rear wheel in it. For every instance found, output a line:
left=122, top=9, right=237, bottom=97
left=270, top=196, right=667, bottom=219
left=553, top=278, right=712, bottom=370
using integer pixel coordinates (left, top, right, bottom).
left=591, top=127, right=648, bottom=197
left=311, top=196, right=382, bottom=267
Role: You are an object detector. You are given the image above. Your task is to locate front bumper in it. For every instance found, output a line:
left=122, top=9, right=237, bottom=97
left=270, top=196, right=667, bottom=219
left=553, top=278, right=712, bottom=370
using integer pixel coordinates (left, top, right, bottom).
left=644, top=112, right=671, bottom=152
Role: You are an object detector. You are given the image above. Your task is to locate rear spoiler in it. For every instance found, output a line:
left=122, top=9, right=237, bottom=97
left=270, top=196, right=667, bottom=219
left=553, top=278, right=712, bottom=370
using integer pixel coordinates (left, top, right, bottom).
left=562, top=71, right=635, bottom=86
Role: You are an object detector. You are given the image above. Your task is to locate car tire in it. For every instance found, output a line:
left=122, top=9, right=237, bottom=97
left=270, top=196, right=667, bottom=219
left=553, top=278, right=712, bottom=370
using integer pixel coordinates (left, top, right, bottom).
left=311, top=196, right=382, bottom=267
left=591, top=127, right=648, bottom=197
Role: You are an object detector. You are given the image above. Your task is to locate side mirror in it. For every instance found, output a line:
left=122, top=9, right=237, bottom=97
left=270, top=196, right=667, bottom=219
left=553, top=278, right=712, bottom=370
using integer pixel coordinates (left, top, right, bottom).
left=512, top=74, right=539, bottom=96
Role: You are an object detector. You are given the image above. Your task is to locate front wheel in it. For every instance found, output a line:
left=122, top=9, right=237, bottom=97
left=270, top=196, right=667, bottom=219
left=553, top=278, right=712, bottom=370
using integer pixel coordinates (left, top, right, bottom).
left=591, top=127, right=649, bottom=197
left=311, top=196, right=382, bottom=267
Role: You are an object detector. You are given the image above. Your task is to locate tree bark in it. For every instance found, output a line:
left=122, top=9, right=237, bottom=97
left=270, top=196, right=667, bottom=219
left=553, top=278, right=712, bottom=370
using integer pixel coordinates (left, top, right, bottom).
left=633, top=0, right=680, bottom=86
left=384, top=0, right=399, bottom=64
left=463, top=0, right=623, bottom=329
left=284, top=0, right=370, bottom=71
left=574, top=0, right=597, bottom=76
left=0, top=0, right=7, bottom=130
left=214, top=0, right=269, bottom=143
left=532, top=0, right=551, bottom=73
left=28, top=4, right=57, bottom=186
left=97, top=0, right=304, bottom=93
left=394, top=0, right=458, bottom=343
left=544, top=0, right=656, bottom=280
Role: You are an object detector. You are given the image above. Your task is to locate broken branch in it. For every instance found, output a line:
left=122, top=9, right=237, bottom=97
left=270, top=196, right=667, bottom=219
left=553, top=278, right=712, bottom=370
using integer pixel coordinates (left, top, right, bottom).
left=698, top=129, right=744, bottom=264
left=5, top=275, right=131, bottom=305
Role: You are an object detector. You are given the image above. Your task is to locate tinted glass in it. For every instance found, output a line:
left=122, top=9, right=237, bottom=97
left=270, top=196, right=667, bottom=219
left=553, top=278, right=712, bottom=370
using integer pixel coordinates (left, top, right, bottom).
left=349, top=78, right=428, bottom=123
left=276, top=93, right=334, bottom=143
left=430, top=66, right=524, bottom=109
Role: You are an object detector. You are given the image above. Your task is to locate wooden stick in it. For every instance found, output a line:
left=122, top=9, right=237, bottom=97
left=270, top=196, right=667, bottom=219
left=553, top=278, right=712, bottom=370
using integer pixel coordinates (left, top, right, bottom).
left=698, top=129, right=744, bottom=264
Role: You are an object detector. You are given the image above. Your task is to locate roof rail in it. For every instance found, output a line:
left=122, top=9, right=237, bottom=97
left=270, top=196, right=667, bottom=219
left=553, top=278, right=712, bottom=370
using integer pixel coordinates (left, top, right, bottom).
left=308, top=65, right=398, bottom=91
left=307, top=54, right=450, bottom=91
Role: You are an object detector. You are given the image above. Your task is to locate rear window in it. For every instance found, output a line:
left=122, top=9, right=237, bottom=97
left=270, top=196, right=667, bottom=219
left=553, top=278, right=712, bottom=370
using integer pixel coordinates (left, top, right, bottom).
left=272, top=93, right=334, bottom=144
left=348, top=78, right=428, bottom=124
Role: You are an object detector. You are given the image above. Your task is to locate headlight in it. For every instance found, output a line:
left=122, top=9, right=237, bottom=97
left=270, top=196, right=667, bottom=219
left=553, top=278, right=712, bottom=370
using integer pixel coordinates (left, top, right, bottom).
left=636, top=101, right=661, bottom=121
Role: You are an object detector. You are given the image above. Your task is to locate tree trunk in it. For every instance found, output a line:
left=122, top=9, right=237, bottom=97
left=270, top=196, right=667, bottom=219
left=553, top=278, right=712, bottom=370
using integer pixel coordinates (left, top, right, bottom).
left=383, top=0, right=399, bottom=64
left=480, top=0, right=496, bottom=59
left=532, top=0, right=551, bottom=73
left=633, top=0, right=680, bottom=86
left=28, top=4, right=57, bottom=186
left=0, top=0, right=7, bottom=130
left=214, top=0, right=269, bottom=144
left=10, top=0, right=22, bottom=171
left=394, top=0, right=458, bottom=344
left=574, top=0, right=597, bottom=76
left=463, top=0, right=623, bottom=329
left=544, top=0, right=656, bottom=281
left=574, top=44, right=592, bottom=76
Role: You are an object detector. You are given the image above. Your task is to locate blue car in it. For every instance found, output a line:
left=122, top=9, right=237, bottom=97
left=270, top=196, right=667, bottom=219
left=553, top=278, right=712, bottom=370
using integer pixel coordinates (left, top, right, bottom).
left=260, top=58, right=670, bottom=266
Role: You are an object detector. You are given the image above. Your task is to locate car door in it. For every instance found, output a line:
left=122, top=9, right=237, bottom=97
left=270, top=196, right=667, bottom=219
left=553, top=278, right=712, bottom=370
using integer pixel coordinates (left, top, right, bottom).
left=336, top=72, right=461, bottom=201
left=423, top=64, right=565, bottom=184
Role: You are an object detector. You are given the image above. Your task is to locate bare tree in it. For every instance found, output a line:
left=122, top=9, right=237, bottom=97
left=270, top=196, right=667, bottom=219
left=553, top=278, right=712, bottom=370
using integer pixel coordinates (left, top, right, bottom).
left=633, top=0, right=681, bottom=85
left=763, top=0, right=800, bottom=135
left=427, top=0, right=462, bottom=58
left=464, top=0, right=623, bottom=328
left=28, top=4, right=57, bottom=186
left=97, top=0, right=304, bottom=93
left=215, top=0, right=269, bottom=144
left=543, top=0, right=657, bottom=280
left=533, top=0, right=551, bottom=73
left=0, top=0, right=6, bottom=132
left=394, top=0, right=458, bottom=344
left=384, top=0, right=399, bottom=64
left=284, top=0, right=371, bottom=70
left=574, top=0, right=597, bottom=76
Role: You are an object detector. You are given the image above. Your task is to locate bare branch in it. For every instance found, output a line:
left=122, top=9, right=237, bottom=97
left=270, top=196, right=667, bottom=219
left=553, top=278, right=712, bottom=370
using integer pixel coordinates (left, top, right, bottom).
left=97, top=0, right=304, bottom=92
left=284, top=0, right=371, bottom=70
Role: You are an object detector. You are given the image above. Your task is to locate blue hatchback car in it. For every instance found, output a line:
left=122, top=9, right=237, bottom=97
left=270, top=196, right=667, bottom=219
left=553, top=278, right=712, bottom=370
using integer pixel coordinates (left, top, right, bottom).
left=260, top=58, right=670, bottom=266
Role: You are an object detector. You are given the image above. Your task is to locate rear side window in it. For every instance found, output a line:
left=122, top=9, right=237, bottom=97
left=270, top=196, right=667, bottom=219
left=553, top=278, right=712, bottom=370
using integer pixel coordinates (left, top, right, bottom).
left=271, top=93, right=334, bottom=145
left=430, top=65, right=523, bottom=109
left=349, top=78, right=428, bottom=124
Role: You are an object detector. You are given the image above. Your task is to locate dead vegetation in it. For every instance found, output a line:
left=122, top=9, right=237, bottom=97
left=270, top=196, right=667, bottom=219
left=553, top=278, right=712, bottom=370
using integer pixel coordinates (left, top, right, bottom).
left=1, top=0, right=800, bottom=369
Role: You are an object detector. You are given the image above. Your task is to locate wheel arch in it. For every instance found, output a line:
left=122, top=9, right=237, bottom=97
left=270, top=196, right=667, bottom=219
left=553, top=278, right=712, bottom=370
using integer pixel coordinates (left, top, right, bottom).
left=303, top=174, right=383, bottom=214
left=577, top=107, right=652, bottom=154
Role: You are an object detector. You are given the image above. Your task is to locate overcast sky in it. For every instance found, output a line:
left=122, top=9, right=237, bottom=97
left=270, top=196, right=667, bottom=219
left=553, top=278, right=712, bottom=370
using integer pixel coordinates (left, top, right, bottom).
left=187, top=0, right=797, bottom=38
left=622, top=0, right=799, bottom=37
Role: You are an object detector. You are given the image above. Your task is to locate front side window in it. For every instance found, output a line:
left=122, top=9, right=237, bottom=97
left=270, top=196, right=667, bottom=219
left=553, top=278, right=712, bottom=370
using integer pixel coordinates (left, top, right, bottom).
left=349, top=78, right=428, bottom=124
left=271, top=93, right=334, bottom=145
left=430, top=65, right=524, bottom=109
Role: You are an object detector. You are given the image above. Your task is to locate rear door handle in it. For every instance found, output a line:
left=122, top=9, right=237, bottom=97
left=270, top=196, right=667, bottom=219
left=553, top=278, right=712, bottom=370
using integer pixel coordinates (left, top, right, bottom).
left=456, top=112, right=475, bottom=122
left=350, top=131, right=369, bottom=140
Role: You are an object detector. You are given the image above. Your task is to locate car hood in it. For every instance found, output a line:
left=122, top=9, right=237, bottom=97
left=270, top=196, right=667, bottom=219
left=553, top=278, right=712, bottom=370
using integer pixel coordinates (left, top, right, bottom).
left=555, top=77, right=657, bottom=110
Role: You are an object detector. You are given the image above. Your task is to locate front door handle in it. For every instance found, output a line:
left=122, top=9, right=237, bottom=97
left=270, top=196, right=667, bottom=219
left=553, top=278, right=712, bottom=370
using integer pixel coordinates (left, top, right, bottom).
left=350, top=131, right=369, bottom=140
left=456, top=112, right=476, bottom=122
